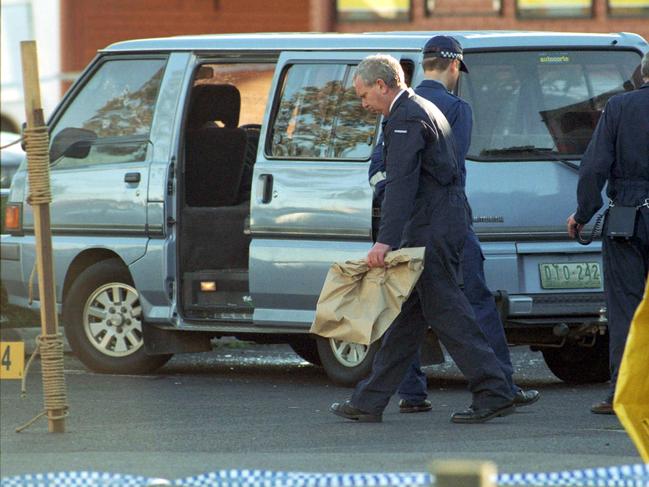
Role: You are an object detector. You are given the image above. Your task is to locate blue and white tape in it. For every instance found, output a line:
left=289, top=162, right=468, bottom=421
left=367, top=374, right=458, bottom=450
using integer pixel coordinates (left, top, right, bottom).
left=0, top=471, right=161, bottom=487
left=497, top=463, right=649, bottom=486
left=2, top=463, right=648, bottom=487
left=174, top=470, right=429, bottom=487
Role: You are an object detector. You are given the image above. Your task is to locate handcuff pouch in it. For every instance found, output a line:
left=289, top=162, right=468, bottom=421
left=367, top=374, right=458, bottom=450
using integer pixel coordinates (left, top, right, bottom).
left=606, top=205, right=637, bottom=239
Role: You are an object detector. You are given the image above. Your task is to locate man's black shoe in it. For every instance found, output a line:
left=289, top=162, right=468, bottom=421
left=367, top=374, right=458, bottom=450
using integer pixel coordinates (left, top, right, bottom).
left=513, top=389, right=540, bottom=407
left=451, top=403, right=515, bottom=424
left=399, top=399, right=432, bottom=413
left=330, top=400, right=382, bottom=422
left=591, top=400, right=614, bottom=415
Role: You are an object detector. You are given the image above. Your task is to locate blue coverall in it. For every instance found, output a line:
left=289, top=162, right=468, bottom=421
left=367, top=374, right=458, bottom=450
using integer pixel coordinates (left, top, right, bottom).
left=574, top=83, right=649, bottom=402
left=369, top=79, right=518, bottom=402
left=351, top=89, right=512, bottom=414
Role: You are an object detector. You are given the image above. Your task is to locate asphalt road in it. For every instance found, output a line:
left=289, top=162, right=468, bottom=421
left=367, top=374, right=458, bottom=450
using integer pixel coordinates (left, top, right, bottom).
left=0, top=340, right=640, bottom=481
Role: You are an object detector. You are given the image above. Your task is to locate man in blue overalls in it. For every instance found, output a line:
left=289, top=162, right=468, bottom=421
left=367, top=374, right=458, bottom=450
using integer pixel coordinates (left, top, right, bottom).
left=369, top=36, right=539, bottom=413
left=567, top=51, right=649, bottom=415
left=331, top=54, right=515, bottom=424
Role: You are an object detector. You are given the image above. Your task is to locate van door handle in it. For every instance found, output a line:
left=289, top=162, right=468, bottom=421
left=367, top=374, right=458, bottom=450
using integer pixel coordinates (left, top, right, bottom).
left=124, top=172, right=141, bottom=183
left=260, top=173, right=273, bottom=204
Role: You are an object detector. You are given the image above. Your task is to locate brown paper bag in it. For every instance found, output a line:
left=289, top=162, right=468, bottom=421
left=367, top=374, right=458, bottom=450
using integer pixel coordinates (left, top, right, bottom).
left=310, top=247, right=425, bottom=345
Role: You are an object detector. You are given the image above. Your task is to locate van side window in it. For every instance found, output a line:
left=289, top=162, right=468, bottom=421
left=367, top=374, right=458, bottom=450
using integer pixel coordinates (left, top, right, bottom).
left=49, top=58, right=166, bottom=168
left=268, top=63, right=378, bottom=160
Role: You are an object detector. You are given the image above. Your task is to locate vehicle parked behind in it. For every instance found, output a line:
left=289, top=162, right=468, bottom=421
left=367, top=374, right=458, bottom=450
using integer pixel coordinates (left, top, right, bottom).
left=1, top=131, right=23, bottom=230
left=1, top=31, right=647, bottom=385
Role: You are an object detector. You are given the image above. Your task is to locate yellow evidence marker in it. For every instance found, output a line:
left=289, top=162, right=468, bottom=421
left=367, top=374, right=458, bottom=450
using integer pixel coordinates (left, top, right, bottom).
left=0, top=341, right=25, bottom=379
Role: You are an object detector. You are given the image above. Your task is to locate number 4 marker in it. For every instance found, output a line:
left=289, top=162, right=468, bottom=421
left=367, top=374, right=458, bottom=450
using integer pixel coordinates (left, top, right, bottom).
left=0, top=342, right=25, bottom=379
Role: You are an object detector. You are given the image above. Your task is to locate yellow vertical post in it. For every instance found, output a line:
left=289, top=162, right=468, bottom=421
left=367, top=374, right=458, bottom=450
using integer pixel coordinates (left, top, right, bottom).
left=431, top=460, right=497, bottom=487
left=614, top=278, right=649, bottom=461
left=20, top=40, right=67, bottom=433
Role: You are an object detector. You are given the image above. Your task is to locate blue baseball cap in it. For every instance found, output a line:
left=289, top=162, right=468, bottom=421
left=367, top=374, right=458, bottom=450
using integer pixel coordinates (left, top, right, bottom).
left=423, top=35, right=469, bottom=73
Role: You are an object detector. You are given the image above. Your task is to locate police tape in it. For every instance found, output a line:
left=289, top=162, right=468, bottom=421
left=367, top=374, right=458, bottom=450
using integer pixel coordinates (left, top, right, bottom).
left=1, top=463, right=648, bottom=486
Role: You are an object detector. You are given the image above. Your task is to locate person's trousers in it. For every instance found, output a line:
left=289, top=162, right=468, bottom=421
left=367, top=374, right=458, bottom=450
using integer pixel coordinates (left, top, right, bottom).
left=603, top=207, right=649, bottom=400
left=351, top=243, right=514, bottom=414
left=398, top=229, right=516, bottom=402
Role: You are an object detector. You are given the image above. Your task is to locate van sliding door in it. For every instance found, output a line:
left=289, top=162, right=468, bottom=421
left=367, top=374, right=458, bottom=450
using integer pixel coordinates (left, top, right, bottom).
left=249, top=52, right=385, bottom=327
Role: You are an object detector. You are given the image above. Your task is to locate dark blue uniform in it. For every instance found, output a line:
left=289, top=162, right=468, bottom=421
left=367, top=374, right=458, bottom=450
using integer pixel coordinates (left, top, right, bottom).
left=351, top=89, right=512, bottom=414
left=574, top=83, right=649, bottom=401
left=370, top=79, right=472, bottom=195
left=369, top=80, right=517, bottom=402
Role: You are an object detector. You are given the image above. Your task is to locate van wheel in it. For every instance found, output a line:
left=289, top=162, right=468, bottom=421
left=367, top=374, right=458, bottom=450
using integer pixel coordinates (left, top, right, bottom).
left=287, top=336, right=322, bottom=365
left=541, top=333, right=610, bottom=384
left=316, top=337, right=379, bottom=387
left=63, top=259, right=172, bottom=374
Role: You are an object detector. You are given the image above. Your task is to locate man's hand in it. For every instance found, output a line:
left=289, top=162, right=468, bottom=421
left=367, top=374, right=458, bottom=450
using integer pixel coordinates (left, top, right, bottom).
left=566, top=213, right=584, bottom=239
left=367, top=242, right=391, bottom=268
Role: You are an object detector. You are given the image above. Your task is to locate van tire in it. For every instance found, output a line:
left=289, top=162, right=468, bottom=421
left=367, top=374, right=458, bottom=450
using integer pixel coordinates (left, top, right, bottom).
left=287, top=336, right=322, bottom=365
left=63, top=259, right=172, bottom=374
left=316, top=337, right=379, bottom=387
left=541, top=334, right=610, bottom=384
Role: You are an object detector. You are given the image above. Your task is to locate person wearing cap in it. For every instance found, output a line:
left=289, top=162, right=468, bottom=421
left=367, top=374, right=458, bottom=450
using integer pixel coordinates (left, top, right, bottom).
left=331, top=54, right=515, bottom=424
left=368, top=35, right=540, bottom=414
left=566, top=51, right=649, bottom=415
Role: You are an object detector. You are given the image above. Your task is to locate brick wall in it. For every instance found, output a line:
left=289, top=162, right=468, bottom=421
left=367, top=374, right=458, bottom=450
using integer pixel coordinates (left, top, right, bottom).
left=61, top=0, right=311, bottom=73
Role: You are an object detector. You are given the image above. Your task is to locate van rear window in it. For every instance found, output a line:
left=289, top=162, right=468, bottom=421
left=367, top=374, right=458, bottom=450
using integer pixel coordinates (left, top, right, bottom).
left=461, top=50, right=642, bottom=161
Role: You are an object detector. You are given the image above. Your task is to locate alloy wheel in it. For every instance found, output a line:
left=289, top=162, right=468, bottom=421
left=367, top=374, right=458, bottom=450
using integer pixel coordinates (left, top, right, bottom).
left=329, top=339, right=369, bottom=367
left=83, top=282, right=144, bottom=357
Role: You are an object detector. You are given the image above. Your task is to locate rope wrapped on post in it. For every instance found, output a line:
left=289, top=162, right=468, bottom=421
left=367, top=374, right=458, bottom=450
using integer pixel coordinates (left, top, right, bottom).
left=19, top=40, right=68, bottom=434
left=16, top=334, right=69, bottom=433
left=23, top=125, right=51, bottom=205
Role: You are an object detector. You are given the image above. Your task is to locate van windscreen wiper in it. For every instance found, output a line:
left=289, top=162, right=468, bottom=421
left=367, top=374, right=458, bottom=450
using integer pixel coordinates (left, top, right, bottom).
left=481, top=145, right=549, bottom=156
left=480, top=146, right=580, bottom=172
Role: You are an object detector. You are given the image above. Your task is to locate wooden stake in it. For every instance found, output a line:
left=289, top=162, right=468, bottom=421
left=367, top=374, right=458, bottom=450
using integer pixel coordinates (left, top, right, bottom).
left=431, top=460, right=497, bottom=487
left=20, top=40, right=66, bottom=433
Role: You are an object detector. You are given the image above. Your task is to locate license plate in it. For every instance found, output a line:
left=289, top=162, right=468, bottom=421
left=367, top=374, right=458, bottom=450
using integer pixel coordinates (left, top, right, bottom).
left=0, top=341, right=25, bottom=380
left=539, top=262, right=602, bottom=290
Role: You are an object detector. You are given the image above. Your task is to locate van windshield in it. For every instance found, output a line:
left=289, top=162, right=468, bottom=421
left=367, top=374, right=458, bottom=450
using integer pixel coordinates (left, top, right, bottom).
left=460, top=49, right=643, bottom=161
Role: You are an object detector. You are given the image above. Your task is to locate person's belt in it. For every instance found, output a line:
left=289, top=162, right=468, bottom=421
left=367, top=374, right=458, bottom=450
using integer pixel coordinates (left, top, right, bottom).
left=609, top=198, right=649, bottom=210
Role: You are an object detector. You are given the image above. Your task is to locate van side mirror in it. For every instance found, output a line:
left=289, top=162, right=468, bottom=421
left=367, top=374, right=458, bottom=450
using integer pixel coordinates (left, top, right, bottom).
left=50, top=127, right=97, bottom=162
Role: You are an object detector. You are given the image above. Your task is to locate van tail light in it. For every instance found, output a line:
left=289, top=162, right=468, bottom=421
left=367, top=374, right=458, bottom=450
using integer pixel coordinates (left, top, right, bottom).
left=4, top=203, right=22, bottom=233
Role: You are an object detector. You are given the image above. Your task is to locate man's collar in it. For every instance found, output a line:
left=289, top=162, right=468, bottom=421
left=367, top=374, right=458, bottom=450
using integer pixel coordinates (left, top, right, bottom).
left=389, top=88, right=407, bottom=113
left=419, top=78, right=448, bottom=91
left=388, top=88, right=412, bottom=114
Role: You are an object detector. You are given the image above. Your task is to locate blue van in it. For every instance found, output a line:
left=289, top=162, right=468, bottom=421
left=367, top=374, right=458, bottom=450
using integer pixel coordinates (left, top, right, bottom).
left=2, top=31, right=647, bottom=385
